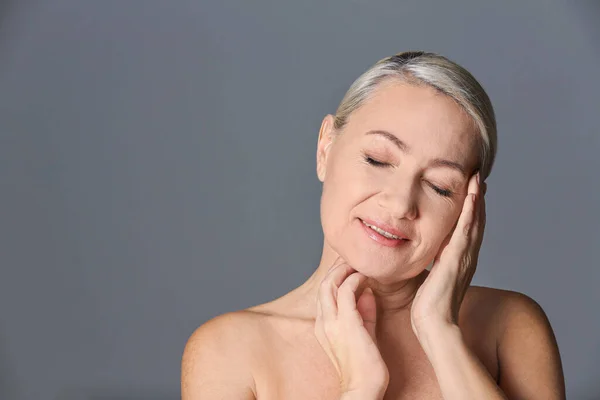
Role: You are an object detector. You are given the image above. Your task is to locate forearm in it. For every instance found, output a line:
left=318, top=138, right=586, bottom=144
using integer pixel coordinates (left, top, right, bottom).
left=418, top=322, right=507, bottom=400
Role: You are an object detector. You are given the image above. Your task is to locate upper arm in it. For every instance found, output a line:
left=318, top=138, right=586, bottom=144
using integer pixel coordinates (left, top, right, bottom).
left=496, top=292, right=566, bottom=400
left=181, top=312, right=257, bottom=400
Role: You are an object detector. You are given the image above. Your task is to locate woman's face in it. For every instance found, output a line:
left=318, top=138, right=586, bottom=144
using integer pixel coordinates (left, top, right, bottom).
left=317, top=80, right=480, bottom=283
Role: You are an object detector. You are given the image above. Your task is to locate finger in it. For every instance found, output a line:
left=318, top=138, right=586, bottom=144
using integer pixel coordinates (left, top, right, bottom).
left=313, top=301, right=341, bottom=375
left=315, top=297, right=329, bottom=344
left=323, top=256, right=353, bottom=287
left=337, top=272, right=369, bottom=320
left=447, top=173, right=478, bottom=252
left=356, top=287, right=378, bottom=342
left=316, top=295, right=323, bottom=319
left=480, top=190, right=486, bottom=231
left=474, top=185, right=487, bottom=247
left=325, top=255, right=346, bottom=275
left=471, top=171, right=480, bottom=197
left=318, top=261, right=356, bottom=320
left=470, top=177, right=487, bottom=246
left=433, top=229, right=453, bottom=263
left=470, top=178, right=482, bottom=240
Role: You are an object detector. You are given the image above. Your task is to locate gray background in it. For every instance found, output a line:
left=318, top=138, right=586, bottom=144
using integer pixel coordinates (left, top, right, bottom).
left=1, top=1, right=598, bottom=399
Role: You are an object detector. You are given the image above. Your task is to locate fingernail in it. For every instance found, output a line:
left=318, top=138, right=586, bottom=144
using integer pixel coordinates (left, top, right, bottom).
left=476, top=172, right=480, bottom=184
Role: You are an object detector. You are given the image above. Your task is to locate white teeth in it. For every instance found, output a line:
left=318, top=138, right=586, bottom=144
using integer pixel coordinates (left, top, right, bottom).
left=362, top=221, right=403, bottom=240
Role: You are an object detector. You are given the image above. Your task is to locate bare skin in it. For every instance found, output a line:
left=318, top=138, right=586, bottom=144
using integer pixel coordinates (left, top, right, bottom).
left=182, top=278, right=563, bottom=399
left=245, top=274, right=504, bottom=399
left=181, top=81, right=565, bottom=399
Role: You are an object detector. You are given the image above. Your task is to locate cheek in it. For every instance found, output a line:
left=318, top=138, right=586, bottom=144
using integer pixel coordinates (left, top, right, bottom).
left=422, top=205, right=461, bottom=246
left=319, top=177, right=348, bottom=240
left=319, top=168, right=366, bottom=247
left=320, top=158, right=365, bottom=216
left=438, top=208, right=462, bottom=244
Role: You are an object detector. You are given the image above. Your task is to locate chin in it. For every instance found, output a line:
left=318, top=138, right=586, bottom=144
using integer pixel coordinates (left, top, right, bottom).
left=336, top=242, right=410, bottom=282
left=326, top=220, right=425, bottom=282
left=325, top=216, right=426, bottom=278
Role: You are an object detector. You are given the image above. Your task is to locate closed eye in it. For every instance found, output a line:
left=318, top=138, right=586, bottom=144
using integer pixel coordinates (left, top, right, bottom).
left=364, top=155, right=453, bottom=198
left=430, top=184, right=452, bottom=197
left=363, top=156, right=388, bottom=168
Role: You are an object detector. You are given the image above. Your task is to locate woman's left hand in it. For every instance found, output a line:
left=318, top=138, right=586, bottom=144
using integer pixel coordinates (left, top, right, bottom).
left=410, top=172, right=486, bottom=337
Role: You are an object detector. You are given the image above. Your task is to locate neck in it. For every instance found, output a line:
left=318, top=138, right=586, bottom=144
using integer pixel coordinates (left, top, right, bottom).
left=296, top=240, right=428, bottom=320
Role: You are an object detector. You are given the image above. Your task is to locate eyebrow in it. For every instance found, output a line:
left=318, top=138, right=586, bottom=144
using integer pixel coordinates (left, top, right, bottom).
left=365, top=129, right=467, bottom=177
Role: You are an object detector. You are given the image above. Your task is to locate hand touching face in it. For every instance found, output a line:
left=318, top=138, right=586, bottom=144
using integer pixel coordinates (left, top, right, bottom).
left=317, top=81, right=480, bottom=280
left=314, top=256, right=389, bottom=396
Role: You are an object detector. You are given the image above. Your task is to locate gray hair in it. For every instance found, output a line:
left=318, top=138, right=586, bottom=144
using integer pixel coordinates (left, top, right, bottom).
left=333, top=51, right=497, bottom=181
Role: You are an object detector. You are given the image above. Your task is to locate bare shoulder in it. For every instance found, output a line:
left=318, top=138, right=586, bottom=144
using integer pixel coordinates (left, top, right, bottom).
left=467, top=285, right=566, bottom=399
left=183, top=309, right=269, bottom=354
left=181, top=309, right=269, bottom=400
left=463, top=285, right=554, bottom=327
left=466, top=285, right=560, bottom=340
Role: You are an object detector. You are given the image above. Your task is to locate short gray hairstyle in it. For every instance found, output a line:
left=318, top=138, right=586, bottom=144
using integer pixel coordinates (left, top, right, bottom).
left=333, top=51, right=497, bottom=181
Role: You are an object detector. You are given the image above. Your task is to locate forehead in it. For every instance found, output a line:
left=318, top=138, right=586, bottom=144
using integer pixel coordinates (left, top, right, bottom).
left=345, top=80, right=478, bottom=159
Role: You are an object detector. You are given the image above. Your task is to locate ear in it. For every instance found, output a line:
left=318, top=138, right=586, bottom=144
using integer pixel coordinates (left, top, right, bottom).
left=316, top=114, right=336, bottom=182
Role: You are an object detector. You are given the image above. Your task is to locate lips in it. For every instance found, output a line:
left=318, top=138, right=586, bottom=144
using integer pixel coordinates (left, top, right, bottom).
left=359, top=219, right=409, bottom=248
left=359, top=218, right=410, bottom=240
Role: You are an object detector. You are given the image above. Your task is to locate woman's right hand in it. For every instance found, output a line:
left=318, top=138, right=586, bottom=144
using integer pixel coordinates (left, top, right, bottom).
left=314, top=256, right=390, bottom=399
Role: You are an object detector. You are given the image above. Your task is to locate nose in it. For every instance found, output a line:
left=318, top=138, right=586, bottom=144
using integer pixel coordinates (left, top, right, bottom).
left=377, top=178, right=419, bottom=221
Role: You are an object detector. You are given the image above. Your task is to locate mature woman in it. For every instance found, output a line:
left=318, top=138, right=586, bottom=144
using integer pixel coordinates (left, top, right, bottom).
left=181, top=51, right=565, bottom=399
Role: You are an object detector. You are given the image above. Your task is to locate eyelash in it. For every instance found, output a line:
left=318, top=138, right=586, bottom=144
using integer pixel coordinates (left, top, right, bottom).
left=363, top=155, right=453, bottom=197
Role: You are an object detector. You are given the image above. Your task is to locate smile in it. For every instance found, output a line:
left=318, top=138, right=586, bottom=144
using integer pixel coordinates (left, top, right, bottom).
left=361, top=220, right=407, bottom=240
